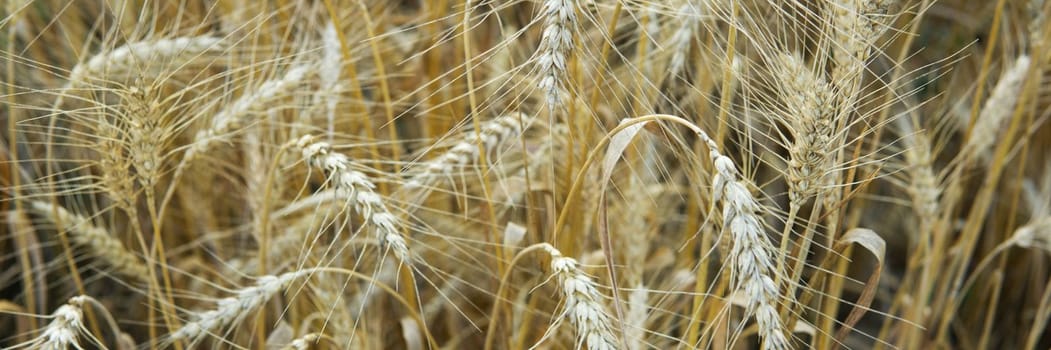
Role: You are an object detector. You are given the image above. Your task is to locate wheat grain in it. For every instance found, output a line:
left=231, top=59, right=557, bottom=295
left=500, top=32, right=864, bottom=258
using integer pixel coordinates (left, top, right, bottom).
left=626, top=285, right=649, bottom=350
left=319, top=23, right=342, bottom=94
left=1028, top=0, right=1047, bottom=47
left=776, top=53, right=834, bottom=205
left=5, top=1, right=1042, bottom=348
left=319, top=22, right=343, bottom=142
left=96, top=119, right=137, bottom=210
left=122, top=86, right=167, bottom=189
left=282, top=333, right=321, bottom=350
left=712, top=155, right=791, bottom=350
left=830, top=0, right=894, bottom=85
left=617, top=135, right=659, bottom=288
left=8, top=296, right=89, bottom=350
left=1012, top=216, right=1051, bottom=253
left=667, top=4, right=702, bottom=79
left=897, top=116, right=940, bottom=235
left=40, top=296, right=87, bottom=350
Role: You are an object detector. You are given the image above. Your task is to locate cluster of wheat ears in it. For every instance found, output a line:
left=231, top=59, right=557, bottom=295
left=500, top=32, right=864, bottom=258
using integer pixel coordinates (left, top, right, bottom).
left=1, top=0, right=1049, bottom=349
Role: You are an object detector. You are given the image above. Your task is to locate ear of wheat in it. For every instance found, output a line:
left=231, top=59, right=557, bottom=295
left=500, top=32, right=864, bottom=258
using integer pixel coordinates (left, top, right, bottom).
left=183, top=64, right=315, bottom=165
left=29, top=201, right=151, bottom=281
left=405, top=112, right=533, bottom=190
left=540, top=243, right=619, bottom=350
left=70, top=36, right=225, bottom=85
left=536, top=0, right=579, bottom=107
left=693, top=121, right=792, bottom=350
left=170, top=270, right=311, bottom=343
left=296, top=136, right=411, bottom=262
left=8, top=296, right=89, bottom=350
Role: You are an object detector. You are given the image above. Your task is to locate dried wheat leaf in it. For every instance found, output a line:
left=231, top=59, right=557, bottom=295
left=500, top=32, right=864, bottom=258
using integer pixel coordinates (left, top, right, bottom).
left=833, top=228, right=886, bottom=346
left=593, top=119, right=650, bottom=346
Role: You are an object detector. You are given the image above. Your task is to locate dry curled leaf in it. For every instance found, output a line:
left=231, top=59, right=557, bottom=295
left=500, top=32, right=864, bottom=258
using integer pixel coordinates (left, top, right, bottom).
left=832, top=228, right=886, bottom=347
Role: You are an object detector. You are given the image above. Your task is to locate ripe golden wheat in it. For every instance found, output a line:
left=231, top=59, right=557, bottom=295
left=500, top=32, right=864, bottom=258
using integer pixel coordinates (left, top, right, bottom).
left=2, top=0, right=1050, bottom=349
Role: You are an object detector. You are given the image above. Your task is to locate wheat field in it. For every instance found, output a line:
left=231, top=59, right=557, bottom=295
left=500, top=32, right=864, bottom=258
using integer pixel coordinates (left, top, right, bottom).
left=1, top=0, right=1049, bottom=349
